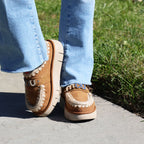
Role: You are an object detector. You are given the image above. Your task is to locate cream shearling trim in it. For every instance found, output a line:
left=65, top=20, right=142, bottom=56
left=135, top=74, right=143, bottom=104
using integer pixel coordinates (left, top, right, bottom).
left=24, top=61, right=47, bottom=78
left=24, top=41, right=50, bottom=78
left=25, top=85, right=46, bottom=112
left=65, top=84, right=75, bottom=92
left=65, top=92, right=94, bottom=108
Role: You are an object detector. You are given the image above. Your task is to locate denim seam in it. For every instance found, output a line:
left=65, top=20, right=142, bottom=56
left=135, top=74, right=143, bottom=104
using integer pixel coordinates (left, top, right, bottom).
left=29, top=5, right=44, bottom=63
left=65, top=2, right=71, bottom=50
left=60, top=2, right=72, bottom=76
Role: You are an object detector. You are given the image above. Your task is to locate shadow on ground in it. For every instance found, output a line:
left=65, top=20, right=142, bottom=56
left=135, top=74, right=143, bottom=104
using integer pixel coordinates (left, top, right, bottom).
left=0, top=92, right=91, bottom=123
left=0, top=92, right=33, bottom=118
left=0, top=92, right=67, bottom=122
left=48, top=103, right=68, bottom=123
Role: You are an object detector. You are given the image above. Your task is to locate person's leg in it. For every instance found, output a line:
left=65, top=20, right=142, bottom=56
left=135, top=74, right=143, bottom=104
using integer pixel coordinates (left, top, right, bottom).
left=59, top=0, right=95, bottom=87
left=0, top=0, right=63, bottom=116
left=0, top=0, right=47, bottom=73
left=59, top=0, right=96, bottom=121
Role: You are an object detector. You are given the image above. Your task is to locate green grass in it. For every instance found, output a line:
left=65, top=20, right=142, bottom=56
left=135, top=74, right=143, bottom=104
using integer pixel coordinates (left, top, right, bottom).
left=35, top=0, right=61, bottom=39
left=35, top=0, right=144, bottom=116
left=92, top=0, right=144, bottom=116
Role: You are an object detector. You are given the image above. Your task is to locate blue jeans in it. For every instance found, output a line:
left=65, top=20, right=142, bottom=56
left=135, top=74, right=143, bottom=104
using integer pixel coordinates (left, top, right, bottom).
left=0, top=0, right=95, bottom=87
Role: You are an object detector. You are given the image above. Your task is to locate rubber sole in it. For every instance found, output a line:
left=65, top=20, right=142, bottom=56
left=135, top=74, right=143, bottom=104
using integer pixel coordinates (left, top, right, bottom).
left=39, top=40, right=63, bottom=116
left=64, top=108, right=97, bottom=121
left=60, top=96, right=97, bottom=121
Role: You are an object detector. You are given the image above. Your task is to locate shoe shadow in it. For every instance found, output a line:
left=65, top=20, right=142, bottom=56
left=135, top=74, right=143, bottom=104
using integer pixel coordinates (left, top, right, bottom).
left=48, top=103, right=69, bottom=123
left=0, top=92, right=88, bottom=123
left=0, top=92, right=68, bottom=122
left=0, top=92, right=33, bottom=119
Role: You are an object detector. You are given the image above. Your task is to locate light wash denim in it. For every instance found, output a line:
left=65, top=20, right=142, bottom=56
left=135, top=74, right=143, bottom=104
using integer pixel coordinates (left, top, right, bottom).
left=0, top=0, right=95, bottom=87
left=59, top=0, right=95, bottom=86
left=0, top=0, right=48, bottom=73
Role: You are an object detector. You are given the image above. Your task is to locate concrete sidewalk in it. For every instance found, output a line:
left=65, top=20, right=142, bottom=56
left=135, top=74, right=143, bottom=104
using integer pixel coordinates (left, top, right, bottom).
left=0, top=71, right=144, bottom=144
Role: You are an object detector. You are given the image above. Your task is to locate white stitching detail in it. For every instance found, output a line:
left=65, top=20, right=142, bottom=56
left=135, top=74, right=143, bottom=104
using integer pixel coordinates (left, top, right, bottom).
left=65, top=92, right=94, bottom=108
left=24, top=62, right=46, bottom=78
left=24, top=42, right=50, bottom=79
left=65, top=84, right=75, bottom=92
left=26, top=85, right=46, bottom=112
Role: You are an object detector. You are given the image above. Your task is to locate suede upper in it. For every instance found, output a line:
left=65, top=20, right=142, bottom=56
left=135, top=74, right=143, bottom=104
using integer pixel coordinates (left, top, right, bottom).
left=62, top=84, right=96, bottom=115
left=24, top=40, right=54, bottom=115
